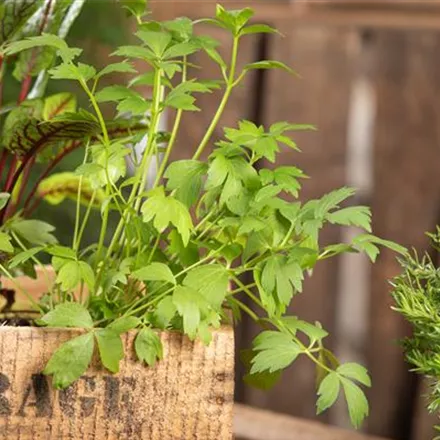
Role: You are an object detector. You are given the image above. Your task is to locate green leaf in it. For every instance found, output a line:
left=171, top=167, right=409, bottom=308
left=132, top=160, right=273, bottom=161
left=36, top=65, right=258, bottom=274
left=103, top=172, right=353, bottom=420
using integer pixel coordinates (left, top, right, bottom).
left=111, top=45, right=154, bottom=61
left=56, top=260, right=81, bottom=291
left=241, top=349, right=282, bottom=390
left=95, top=85, right=143, bottom=103
left=241, top=24, right=279, bottom=36
left=44, top=332, right=94, bottom=389
left=165, top=160, right=207, bottom=207
left=154, top=296, right=177, bottom=329
left=244, top=60, right=295, bottom=74
left=8, top=247, right=44, bottom=268
left=314, top=187, right=356, bottom=219
left=133, top=262, right=176, bottom=285
left=165, top=93, right=199, bottom=111
left=261, top=255, right=303, bottom=307
left=168, top=229, right=199, bottom=267
left=337, top=363, right=371, bottom=387
left=183, top=264, right=229, bottom=309
left=173, top=285, right=201, bottom=340
left=95, top=329, right=124, bottom=373
left=0, top=193, right=10, bottom=211
left=214, top=5, right=254, bottom=34
left=79, top=261, right=95, bottom=290
left=5, top=33, right=82, bottom=62
left=317, top=372, right=340, bottom=414
left=163, top=41, right=198, bottom=59
left=282, top=317, right=328, bottom=342
left=352, top=234, right=407, bottom=263
left=120, top=0, right=147, bottom=18
left=327, top=206, right=372, bottom=232
left=341, top=378, right=369, bottom=429
left=11, top=219, right=57, bottom=245
left=108, top=316, right=140, bottom=334
left=251, top=331, right=301, bottom=374
left=39, top=303, right=94, bottom=329
left=46, top=245, right=76, bottom=260
left=136, top=30, right=172, bottom=57
left=0, top=232, right=13, bottom=253
left=97, top=61, right=137, bottom=78
left=135, top=328, right=163, bottom=367
left=141, top=187, right=193, bottom=246
left=43, top=93, right=76, bottom=121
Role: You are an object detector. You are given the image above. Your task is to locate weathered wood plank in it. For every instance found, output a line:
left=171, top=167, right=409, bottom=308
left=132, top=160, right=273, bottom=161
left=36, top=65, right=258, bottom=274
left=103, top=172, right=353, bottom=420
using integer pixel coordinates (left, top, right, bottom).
left=150, top=1, right=440, bottom=30
left=234, top=404, right=391, bottom=440
left=367, top=29, right=440, bottom=439
left=0, top=326, right=234, bottom=440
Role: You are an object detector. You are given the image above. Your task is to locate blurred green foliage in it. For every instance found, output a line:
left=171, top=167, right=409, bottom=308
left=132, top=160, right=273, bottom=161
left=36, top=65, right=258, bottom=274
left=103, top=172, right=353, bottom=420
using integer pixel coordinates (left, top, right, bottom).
left=29, top=0, right=134, bottom=250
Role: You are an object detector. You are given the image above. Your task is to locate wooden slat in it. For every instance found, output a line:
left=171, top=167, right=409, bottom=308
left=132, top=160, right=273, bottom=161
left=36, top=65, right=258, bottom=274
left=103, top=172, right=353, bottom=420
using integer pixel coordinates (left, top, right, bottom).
left=150, top=1, right=440, bottom=30
left=234, top=404, right=390, bottom=440
left=238, top=22, right=354, bottom=422
left=367, top=28, right=440, bottom=439
left=0, top=326, right=234, bottom=440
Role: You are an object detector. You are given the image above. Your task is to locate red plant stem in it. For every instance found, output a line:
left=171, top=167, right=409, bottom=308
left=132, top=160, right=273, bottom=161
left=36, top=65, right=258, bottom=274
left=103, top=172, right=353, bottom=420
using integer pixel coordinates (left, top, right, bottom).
left=0, top=149, right=9, bottom=184
left=18, top=76, right=32, bottom=103
left=23, top=141, right=81, bottom=216
left=4, top=157, right=17, bottom=193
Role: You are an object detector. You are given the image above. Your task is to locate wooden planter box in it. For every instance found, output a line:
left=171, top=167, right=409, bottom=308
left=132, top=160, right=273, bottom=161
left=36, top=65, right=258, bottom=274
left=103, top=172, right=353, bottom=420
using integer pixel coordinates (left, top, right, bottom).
left=0, top=273, right=235, bottom=439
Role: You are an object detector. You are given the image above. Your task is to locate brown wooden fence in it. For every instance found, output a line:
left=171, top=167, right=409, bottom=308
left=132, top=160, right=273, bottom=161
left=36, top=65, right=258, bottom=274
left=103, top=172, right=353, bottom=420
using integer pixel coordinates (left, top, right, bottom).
left=152, top=2, right=440, bottom=439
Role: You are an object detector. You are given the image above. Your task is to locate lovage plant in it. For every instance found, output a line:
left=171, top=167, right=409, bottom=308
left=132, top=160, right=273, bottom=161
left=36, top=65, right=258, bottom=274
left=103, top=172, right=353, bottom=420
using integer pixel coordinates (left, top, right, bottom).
left=1, top=2, right=406, bottom=428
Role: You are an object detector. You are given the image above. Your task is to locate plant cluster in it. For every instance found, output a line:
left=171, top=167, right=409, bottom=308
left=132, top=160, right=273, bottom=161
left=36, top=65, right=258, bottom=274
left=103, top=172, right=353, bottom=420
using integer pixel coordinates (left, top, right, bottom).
left=0, top=0, right=148, bottom=278
left=0, top=0, right=406, bottom=428
left=392, top=228, right=440, bottom=435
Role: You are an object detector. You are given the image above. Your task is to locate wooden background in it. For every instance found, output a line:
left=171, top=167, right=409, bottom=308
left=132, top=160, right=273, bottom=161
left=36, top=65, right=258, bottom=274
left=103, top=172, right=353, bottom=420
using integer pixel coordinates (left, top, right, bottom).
left=151, top=2, right=440, bottom=439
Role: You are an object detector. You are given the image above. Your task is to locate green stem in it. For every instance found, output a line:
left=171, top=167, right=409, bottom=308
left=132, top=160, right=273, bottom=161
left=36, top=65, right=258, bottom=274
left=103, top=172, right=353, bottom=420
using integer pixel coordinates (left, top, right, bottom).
left=104, top=68, right=163, bottom=261
left=229, top=297, right=259, bottom=322
left=11, top=232, right=53, bottom=304
left=192, top=36, right=239, bottom=160
left=147, top=235, right=161, bottom=264
left=274, top=318, right=334, bottom=375
left=231, top=274, right=264, bottom=309
left=153, top=60, right=187, bottom=188
left=124, top=244, right=227, bottom=316
left=75, top=191, right=97, bottom=251
left=78, top=80, right=111, bottom=271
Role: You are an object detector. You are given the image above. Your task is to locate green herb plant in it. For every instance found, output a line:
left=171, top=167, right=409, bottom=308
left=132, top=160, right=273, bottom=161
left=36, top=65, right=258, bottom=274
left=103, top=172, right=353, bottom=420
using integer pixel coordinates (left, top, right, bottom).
left=1, top=2, right=406, bottom=428
left=392, top=228, right=440, bottom=437
left=0, top=0, right=149, bottom=281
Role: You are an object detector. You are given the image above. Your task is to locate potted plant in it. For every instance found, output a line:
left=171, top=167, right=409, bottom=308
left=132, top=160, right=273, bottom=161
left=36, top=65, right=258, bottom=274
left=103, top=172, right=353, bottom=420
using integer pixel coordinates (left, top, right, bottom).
left=392, top=228, right=440, bottom=436
left=0, top=1, right=406, bottom=438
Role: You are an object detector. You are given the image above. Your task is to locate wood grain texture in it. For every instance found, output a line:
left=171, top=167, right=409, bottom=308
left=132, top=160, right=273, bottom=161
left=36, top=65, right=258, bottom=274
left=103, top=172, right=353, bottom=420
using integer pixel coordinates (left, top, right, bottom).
left=0, top=326, right=234, bottom=440
left=367, top=29, right=440, bottom=440
left=233, top=404, right=391, bottom=440
left=150, top=1, right=440, bottom=30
